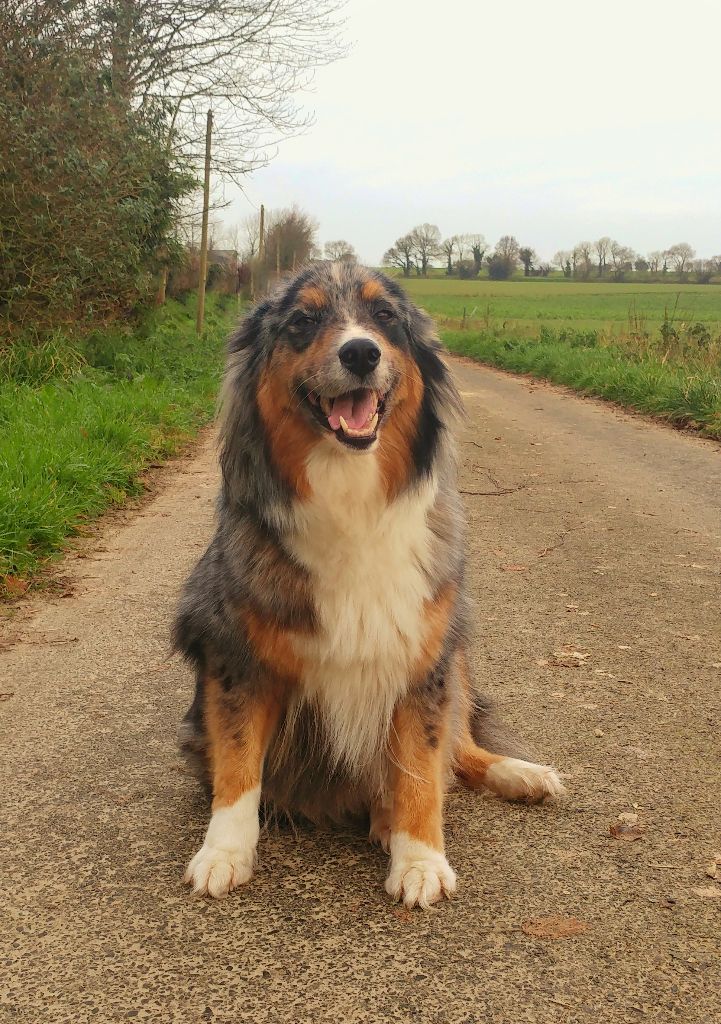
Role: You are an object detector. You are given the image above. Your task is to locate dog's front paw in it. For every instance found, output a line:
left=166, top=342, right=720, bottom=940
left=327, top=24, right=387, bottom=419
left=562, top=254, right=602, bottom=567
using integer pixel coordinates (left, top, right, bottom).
left=484, top=757, right=566, bottom=804
left=385, top=833, right=457, bottom=909
left=184, top=844, right=254, bottom=898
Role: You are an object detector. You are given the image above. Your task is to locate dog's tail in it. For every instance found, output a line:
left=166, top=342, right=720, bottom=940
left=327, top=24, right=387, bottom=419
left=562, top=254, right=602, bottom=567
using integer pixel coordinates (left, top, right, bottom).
left=452, top=648, right=566, bottom=803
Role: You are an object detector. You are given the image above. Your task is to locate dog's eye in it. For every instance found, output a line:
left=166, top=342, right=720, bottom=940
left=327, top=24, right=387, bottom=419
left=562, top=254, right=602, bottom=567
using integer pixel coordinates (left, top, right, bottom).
left=374, top=308, right=395, bottom=323
left=288, top=314, right=317, bottom=333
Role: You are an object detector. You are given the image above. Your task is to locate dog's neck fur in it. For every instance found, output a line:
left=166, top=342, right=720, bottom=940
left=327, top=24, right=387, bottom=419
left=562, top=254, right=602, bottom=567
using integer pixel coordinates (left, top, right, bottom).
left=284, top=440, right=438, bottom=775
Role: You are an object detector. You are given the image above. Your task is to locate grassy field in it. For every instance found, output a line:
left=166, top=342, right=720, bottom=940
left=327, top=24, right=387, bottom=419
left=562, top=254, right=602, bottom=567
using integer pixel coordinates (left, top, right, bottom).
left=397, top=277, right=721, bottom=440
left=400, top=277, right=721, bottom=336
left=0, top=296, right=235, bottom=591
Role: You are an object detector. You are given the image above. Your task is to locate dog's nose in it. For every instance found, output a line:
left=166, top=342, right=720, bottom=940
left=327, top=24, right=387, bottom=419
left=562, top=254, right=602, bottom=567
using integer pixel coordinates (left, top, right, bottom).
left=338, top=338, right=381, bottom=378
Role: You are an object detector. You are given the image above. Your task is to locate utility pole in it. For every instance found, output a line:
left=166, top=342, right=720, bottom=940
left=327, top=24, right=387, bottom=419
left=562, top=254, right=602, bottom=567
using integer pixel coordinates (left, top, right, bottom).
left=196, top=109, right=213, bottom=336
left=258, top=204, right=265, bottom=261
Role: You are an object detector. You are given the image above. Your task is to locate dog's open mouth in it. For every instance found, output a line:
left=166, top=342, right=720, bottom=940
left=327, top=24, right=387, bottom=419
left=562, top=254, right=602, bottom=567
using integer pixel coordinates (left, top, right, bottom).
left=306, top=387, right=387, bottom=449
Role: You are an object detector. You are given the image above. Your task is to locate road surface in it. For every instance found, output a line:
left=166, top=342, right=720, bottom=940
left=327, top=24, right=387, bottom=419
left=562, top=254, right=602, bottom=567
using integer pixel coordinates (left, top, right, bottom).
left=2, top=357, right=720, bottom=1023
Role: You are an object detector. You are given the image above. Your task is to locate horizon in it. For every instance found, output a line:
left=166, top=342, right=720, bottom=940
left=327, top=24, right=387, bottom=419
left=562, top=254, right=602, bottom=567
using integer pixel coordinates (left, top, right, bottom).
left=223, top=0, right=721, bottom=264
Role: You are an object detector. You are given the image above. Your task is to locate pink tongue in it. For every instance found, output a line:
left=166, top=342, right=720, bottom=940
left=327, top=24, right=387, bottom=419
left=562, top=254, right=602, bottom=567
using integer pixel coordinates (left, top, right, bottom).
left=328, top=390, right=376, bottom=431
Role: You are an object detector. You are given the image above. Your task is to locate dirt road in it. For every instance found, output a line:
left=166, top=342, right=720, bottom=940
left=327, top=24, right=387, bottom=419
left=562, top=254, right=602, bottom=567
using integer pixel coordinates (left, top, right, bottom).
left=2, top=357, right=720, bottom=1024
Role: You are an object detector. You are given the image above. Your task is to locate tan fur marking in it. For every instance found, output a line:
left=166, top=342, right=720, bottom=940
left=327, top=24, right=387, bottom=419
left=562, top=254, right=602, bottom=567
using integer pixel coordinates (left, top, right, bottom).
left=297, top=284, right=328, bottom=309
left=452, top=648, right=504, bottom=786
left=378, top=351, right=424, bottom=499
left=257, top=360, right=317, bottom=499
left=242, top=607, right=304, bottom=682
left=412, top=583, right=457, bottom=683
left=389, top=699, right=450, bottom=851
left=360, top=278, right=385, bottom=302
left=204, top=678, right=281, bottom=810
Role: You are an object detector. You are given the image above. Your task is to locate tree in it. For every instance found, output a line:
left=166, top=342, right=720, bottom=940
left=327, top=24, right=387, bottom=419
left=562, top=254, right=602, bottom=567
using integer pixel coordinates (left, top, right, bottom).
left=324, top=239, right=357, bottom=262
left=469, top=234, right=488, bottom=275
left=610, top=241, right=635, bottom=280
left=692, top=259, right=714, bottom=284
left=518, top=246, right=537, bottom=277
left=455, top=234, right=471, bottom=266
left=409, top=224, right=441, bottom=276
left=665, top=243, right=695, bottom=277
left=93, top=0, right=347, bottom=182
left=0, top=4, right=193, bottom=330
left=440, top=236, right=457, bottom=275
left=383, top=234, right=415, bottom=277
left=647, top=251, right=664, bottom=275
left=594, top=237, right=611, bottom=277
left=263, top=206, right=317, bottom=273
left=634, top=257, right=649, bottom=273
left=553, top=250, right=572, bottom=277
left=573, top=241, right=593, bottom=279
left=487, top=237, right=519, bottom=280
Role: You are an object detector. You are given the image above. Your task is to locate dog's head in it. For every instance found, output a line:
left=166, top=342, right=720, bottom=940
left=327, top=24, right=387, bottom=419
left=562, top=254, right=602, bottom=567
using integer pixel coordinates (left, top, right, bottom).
left=224, top=262, right=460, bottom=499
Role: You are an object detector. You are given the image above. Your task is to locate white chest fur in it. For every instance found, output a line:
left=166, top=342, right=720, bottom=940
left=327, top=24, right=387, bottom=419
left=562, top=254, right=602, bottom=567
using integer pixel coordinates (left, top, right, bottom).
left=287, top=443, right=436, bottom=774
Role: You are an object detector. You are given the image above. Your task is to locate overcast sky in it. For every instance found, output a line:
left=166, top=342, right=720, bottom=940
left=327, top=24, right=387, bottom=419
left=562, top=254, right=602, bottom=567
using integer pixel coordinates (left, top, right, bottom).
left=223, top=0, right=721, bottom=265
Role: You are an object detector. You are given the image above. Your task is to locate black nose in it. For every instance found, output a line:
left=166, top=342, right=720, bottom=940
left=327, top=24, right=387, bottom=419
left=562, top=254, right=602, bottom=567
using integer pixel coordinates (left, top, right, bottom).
left=338, top=338, right=381, bottom=378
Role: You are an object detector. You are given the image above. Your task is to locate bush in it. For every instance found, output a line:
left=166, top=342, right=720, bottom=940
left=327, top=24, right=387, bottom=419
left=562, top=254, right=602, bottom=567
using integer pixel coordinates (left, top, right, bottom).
left=0, top=10, right=195, bottom=334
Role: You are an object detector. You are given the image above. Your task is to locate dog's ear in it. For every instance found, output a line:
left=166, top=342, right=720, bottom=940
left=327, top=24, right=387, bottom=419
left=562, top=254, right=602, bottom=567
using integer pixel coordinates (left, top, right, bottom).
left=228, top=299, right=272, bottom=353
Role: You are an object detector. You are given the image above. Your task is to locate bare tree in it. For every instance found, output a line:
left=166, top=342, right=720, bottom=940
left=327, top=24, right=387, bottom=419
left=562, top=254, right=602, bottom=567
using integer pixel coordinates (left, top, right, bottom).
left=691, top=258, right=714, bottom=284
left=665, top=242, right=695, bottom=277
left=647, top=251, right=664, bottom=275
left=324, top=239, right=357, bottom=262
left=573, top=241, right=593, bottom=279
left=440, top=236, right=457, bottom=275
left=455, top=234, right=471, bottom=266
left=76, top=0, right=348, bottom=181
left=263, top=205, right=317, bottom=273
left=594, top=237, right=611, bottom=277
left=383, top=234, right=415, bottom=277
left=487, top=236, right=520, bottom=280
left=518, top=246, right=537, bottom=277
left=552, top=250, right=572, bottom=277
left=609, top=241, right=635, bottom=280
left=409, top=223, right=441, bottom=277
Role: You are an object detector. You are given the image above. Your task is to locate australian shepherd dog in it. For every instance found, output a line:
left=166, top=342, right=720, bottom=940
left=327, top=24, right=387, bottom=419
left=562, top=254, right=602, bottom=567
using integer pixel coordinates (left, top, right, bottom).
left=174, top=262, right=564, bottom=910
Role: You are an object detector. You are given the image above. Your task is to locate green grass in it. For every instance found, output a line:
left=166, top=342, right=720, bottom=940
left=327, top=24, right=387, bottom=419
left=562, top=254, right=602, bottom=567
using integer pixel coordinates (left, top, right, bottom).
left=440, top=325, right=721, bottom=439
left=400, top=277, right=721, bottom=336
left=394, top=277, right=721, bottom=440
left=0, top=296, right=235, bottom=587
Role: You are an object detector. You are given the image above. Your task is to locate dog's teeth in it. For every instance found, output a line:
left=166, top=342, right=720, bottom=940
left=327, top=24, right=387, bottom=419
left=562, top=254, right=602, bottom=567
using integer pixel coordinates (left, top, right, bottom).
left=339, top=415, right=350, bottom=433
left=369, top=412, right=378, bottom=431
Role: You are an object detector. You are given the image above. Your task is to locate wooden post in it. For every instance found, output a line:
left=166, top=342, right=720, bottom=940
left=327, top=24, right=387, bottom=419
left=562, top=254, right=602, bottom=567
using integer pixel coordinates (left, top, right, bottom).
left=258, top=204, right=265, bottom=262
left=196, top=109, right=213, bottom=336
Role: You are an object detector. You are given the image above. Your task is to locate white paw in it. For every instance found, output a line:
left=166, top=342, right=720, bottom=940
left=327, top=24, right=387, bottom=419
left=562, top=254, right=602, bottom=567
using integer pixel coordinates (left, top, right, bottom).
left=184, top=787, right=261, bottom=899
left=184, top=844, right=254, bottom=898
left=484, top=757, right=566, bottom=803
left=385, top=833, right=457, bottom=909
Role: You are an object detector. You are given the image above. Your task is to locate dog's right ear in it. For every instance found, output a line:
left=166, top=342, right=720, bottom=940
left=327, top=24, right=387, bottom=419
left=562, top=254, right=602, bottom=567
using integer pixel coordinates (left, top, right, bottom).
left=228, top=299, right=272, bottom=353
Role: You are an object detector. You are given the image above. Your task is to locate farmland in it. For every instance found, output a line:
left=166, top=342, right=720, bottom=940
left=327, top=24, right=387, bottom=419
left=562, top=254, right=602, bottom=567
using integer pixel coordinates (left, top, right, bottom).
left=399, top=277, right=721, bottom=337
left=398, top=277, right=721, bottom=439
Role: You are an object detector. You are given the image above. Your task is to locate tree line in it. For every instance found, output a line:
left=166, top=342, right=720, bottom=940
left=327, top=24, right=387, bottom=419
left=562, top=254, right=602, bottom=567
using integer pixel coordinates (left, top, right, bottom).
left=382, top=226, right=720, bottom=283
left=0, top=0, right=343, bottom=336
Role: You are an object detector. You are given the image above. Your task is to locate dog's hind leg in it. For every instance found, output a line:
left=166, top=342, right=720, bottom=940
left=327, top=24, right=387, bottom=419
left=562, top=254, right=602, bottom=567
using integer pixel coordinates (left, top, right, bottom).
left=452, top=650, right=565, bottom=804
left=184, top=676, right=281, bottom=898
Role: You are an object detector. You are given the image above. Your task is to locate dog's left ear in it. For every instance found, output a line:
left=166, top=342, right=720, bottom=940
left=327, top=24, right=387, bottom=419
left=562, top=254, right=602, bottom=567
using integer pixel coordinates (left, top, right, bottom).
left=404, top=299, right=443, bottom=359
left=228, top=299, right=272, bottom=353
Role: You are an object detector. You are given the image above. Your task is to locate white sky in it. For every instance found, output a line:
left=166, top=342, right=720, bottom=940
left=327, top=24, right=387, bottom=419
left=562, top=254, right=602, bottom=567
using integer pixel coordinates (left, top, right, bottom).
left=223, top=0, right=721, bottom=264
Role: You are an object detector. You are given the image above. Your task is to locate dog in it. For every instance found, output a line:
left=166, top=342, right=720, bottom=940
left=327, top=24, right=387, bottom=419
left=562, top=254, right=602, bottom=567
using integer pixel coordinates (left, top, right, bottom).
left=174, top=261, right=564, bottom=909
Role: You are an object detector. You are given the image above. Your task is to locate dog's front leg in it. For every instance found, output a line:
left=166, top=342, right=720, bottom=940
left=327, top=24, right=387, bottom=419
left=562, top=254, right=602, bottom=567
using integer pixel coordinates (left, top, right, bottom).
left=385, top=690, right=457, bottom=909
left=184, top=678, right=279, bottom=898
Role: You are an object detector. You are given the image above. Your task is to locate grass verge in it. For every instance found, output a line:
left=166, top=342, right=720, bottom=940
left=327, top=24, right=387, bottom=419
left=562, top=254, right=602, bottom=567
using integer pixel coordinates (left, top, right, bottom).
left=441, top=327, right=721, bottom=440
left=0, top=296, right=235, bottom=591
